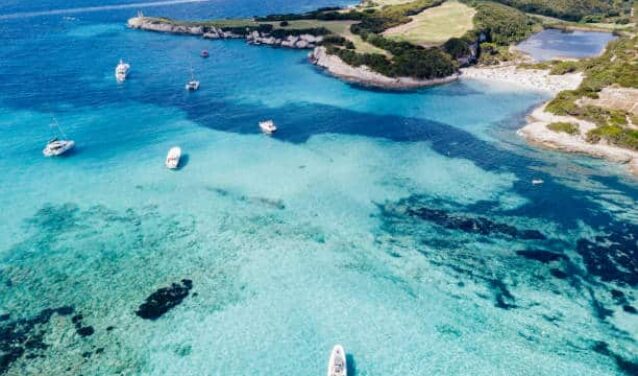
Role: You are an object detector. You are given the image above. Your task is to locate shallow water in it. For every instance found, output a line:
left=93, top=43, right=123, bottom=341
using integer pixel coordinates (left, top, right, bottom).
left=1, top=1, right=637, bottom=375
left=516, top=28, right=617, bottom=62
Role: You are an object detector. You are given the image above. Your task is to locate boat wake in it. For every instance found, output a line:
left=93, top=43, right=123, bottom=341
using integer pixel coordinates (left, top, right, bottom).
left=0, top=0, right=211, bottom=20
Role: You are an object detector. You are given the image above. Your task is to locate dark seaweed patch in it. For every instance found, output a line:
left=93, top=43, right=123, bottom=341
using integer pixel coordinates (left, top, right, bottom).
left=591, top=341, right=638, bottom=376
left=76, top=326, right=94, bottom=337
left=487, top=279, right=517, bottom=310
left=0, top=306, right=75, bottom=374
left=550, top=269, right=568, bottom=279
left=576, top=228, right=638, bottom=286
left=404, top=206, right=545, bottom=240
left=622, top=305, right=637, bottom=314
left=136, top=279, right=193, bottom=320
left=516, top=250, right=567, bottom=263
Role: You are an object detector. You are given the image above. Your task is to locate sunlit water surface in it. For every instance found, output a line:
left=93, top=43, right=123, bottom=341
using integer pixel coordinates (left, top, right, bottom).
left=0, top=1, right=637, bottom=375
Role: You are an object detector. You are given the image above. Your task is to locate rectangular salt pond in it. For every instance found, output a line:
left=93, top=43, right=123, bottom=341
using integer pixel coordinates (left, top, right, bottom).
left=515, top=28, right=617, bottom=62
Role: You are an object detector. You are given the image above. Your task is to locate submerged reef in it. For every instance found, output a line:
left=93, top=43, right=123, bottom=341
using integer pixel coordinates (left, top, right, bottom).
left=403, top=205, right=546, bottom=240
left=136, top=279, right=194, bottom=320
left=0, top=306, right=74, bottom=374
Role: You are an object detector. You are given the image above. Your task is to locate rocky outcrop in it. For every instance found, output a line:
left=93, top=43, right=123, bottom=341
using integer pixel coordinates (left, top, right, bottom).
left=246, top=30, right=323, bottom=49
left=309, top=47, right=459, bottom=89
left=127, top=16, right=321, bottom=49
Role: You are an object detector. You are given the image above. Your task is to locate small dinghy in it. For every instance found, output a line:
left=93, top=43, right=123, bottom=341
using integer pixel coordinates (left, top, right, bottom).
left=327, top=345, right=347, bottom=376
left=200, top=50, right=209, bottom=58
left=259, top=120, right=277, bottom=135
left=165, top=147, right=181, bottom=169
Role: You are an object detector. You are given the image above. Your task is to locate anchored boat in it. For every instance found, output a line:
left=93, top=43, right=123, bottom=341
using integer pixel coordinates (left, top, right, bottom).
left=185, top=67, right=200, bottom=91
left=43, top=117, right=75, bottom=157
left=259, top=120, right=277, bottom=135
left=327, top=345, right=347, bottom=376
left=115, top=59, right=130, bottom=82
left=165, top=147, right=182, bottom=169
left=200, top=50, right=209, bottom=58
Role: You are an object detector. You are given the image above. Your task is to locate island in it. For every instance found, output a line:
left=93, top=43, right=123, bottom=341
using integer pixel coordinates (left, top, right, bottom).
left=127, top=0, right=638, bottom=176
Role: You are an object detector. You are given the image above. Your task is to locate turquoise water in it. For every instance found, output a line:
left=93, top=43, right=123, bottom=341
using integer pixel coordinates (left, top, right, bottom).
left=1, top=1, right=637, bottom=375
left=516, top=28, right=617, bottom=61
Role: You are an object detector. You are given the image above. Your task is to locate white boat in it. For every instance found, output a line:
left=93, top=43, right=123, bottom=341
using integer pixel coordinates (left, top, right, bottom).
left=165, top=146, right=182, bottom=169
left=185, top=67, right=200, bottom=91
left=115, top=59, right=130, bottom=82
left=327, top=345, right=347, bottom=376
left=43, top=138, right=75, bottom=157
left=259, top=120, right=277, bottom=135
left=43, top=117, right=75, bottom=157
left=532, top=179, right=544, bottom=185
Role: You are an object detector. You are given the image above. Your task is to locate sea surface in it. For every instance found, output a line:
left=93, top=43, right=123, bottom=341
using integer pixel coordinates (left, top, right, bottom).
left=515, top=28, right=617, bottom=61
left=1, top=1, right=637, bottom=375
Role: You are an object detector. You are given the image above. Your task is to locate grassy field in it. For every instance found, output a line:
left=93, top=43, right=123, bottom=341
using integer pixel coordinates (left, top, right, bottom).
left=382, top=0, right=476, bottom=46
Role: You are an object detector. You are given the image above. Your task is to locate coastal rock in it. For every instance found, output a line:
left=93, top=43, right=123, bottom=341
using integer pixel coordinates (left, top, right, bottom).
left=135, top=279, right=193, bottom=320
left=310, top=47, right=459, bottom=90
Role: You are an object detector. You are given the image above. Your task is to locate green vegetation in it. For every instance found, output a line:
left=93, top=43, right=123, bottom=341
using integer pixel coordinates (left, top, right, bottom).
left=382, top=0, right=477, bottom=46
left=327, top=36, right=458, bottom=79
left=471, top=1, right=538, bottom=45
left=491, top=0, right=627, bottom=22
left=547, top=122, right=580, bottom=135
left=546, top=35, right=638, bottom=150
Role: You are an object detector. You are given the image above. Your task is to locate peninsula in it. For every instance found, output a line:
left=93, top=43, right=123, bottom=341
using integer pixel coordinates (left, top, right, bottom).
left=127, top=0, right=638, bottom=175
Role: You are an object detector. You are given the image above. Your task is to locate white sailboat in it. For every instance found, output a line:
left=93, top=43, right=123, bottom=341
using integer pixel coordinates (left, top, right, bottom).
left=165, top=146, right=182, bottom=169
left=43, top=117, right=75, bottom=157
left=327, top=345, right=347, bottom=376
left=115, top=59, right=130, bottom=82
left=259, top=120, right=277, bottom=135
left=185, top=67, right=200, bottom=91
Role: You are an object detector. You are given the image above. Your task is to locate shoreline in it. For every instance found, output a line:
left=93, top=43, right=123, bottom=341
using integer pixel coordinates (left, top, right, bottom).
left=461, top=65, right=638, bottom=176
left=309, top=47, right=460, bottom=90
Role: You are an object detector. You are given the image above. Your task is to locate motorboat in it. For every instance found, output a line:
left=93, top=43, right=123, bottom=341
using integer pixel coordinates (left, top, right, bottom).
left=43, top=117, right=75, bottom=157
left=259, top=120, right=277, bottom=135
left=327, top=345, right=347, bottom=376
left=185, top=67, right=200, bottom=91
left=200, top=50, right=209, bottom=58
left=115, top=59, right=130, bottom=82
left=165, top=146, right=182, bottom=169
left=532, top=179, right=544, bottom=185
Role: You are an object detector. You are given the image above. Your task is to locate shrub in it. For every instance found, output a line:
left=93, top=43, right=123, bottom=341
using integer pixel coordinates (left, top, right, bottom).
left=547, top=122, right=579, bottom=135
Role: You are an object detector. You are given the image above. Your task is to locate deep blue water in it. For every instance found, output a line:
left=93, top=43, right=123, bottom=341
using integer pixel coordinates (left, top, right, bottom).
left=0, top=1, right=637, bottom=375
left=516, top=28, right=617, bottom=61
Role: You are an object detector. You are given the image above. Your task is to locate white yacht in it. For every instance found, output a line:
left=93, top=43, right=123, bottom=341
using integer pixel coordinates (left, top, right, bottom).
left=532, top=179, right=544, bottom=185
left=115, top=59, right=130, bottom=82
left=327, top=345, right=347, bottom=376
left=259, top=120, right=277, bottom=135
left=185, top=68, right=200, bottom=91
left=43, top=117, right=75, bottom=157
left=165, top=146, right=182, bottom=169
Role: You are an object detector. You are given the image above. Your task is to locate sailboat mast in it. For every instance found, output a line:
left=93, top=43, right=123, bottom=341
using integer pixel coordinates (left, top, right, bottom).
left=51, top=116, right=68, bottom=139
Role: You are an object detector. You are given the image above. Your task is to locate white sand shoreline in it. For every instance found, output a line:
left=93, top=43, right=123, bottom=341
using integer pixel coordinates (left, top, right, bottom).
left=461, top=65, right=638, bottom=176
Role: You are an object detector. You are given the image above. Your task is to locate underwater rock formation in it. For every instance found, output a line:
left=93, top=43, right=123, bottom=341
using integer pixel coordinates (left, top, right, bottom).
left=136, top=279, right=193, bottom=320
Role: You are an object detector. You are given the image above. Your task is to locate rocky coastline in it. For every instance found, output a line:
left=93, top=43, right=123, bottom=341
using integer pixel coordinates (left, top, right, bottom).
left=127, top=16, right=460, bottom=89
left=127, top=16, right=323, bottom=49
